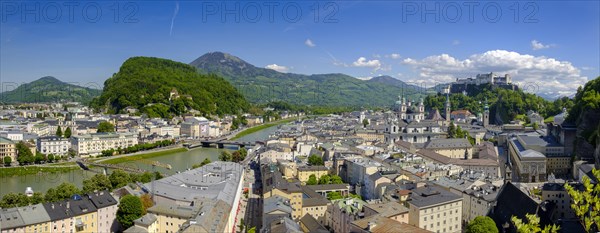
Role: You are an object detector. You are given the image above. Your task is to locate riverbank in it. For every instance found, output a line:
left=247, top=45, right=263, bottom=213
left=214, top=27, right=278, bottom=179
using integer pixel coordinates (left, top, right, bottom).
left=0, top=166, right=80, bottom=178
left=100, top=147, right=188, bottom=164
left=231, top=118, right=297, bottom=140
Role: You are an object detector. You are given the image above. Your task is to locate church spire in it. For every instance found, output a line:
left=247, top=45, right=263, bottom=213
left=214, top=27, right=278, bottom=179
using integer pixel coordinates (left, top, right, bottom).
left=445, top=93, right=451, bottom=122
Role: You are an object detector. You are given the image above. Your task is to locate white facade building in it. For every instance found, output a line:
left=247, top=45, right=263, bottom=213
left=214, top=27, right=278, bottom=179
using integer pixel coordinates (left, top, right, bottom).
left=37, top=136, right=71, bottom=155
left=71, top=132, right=138, bottom=156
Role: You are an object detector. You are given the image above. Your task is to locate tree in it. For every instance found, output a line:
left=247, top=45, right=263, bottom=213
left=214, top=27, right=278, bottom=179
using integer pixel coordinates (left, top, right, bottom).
left=44, top=188, right=58, bottom=202
left=511, top=214, right=559, bottom=233
left=16, top=141, right=34, bottom=165
left=34, top=152, right=46, bottom=164
left=3, top=156, right=12, bottom=166
left=138, top=172, right=154, bottom=183
left=55, top=182, right=81, bottom=200
left=153, top=171, right=163, bottom=180
left=306, top=174, right=318, bottom=185
left=466, top=216, right=498, bottom=233
left=97, top=121, right=115, bottom=133
left=448, top=122, right=457, bottom=138
left=109, top=170, right=131, bottom=189
left=532, top=122, right=539, bottom=130
left=318, top=174, right=331, bottom=184
left=140, top=194, right=154, bottom=214
left=192, top=158, right=211, bottom=169
left=64, top=127, right=72, bottom=138
left=0, top=192, right=30, bottom=208
left=238, top=218, right=245, bottom=232
left=44, top=183, right=81, bottom=202
left=231, top=151, right=243, bottom=162
left=308, top=154, right=324, bottom=166
left=83, top=174, right=112, bottom=193
left=47, top=154, right=55, bottom=163
left=331, top=175, right=343, bottom=184
left=326, top=191, right=343, bottom=200
left=564, top=169, right=600, bottom=232
left=117, top=195, right=144, bottom=229
left=239, top=148, right=248, bottom=158
left=56, top=126, right=62, bottom=137
left=348, top=193, right=362, bottom=199
left=30, top=192, right=44, bottom=204
left=219, top=151, right=232, bottom=162
left=68, top=149, right=77, bottom=158
left=362, top=119, right=369, bottom=128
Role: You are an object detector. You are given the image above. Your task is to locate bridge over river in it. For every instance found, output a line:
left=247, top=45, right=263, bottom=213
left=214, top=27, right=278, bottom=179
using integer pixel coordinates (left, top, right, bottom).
left=185, top=140, right=263, bottom=149
left=76, top=159, right=147, bottom=175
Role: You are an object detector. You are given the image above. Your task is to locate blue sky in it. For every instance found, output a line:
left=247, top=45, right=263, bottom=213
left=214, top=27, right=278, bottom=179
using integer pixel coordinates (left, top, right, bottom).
left=1, top=1, right=598, bottom=97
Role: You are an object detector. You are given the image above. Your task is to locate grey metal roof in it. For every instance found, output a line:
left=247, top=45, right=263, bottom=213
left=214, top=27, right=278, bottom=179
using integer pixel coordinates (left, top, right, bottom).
left=299, top=214, right=328, bottom=233
left=425, top=138, right=471, bottom=149
left=0, top=136, right=14, bottom=144
left=17, top=204, right=51, bottom=226
left=519, top=135, right=560, bottom=147
left=132, top=213, right=157, bottom=227
left=148, top=161, right=243, bottom=207
left=364, top=201, right=409, bottom=217
left=147, top=203, right=198, bottom=219
left=0, top=207, right=25, bottom=230
left=409, top=184, right=462, bottom=208
left=264, top=195, right=293, bottom=215
left=305, top=184, right=349, bottom=191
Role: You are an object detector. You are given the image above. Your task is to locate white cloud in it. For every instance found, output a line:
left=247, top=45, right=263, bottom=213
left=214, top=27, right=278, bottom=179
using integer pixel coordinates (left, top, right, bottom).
left=305, top=39, right=316, bottom=47
left=387, top=53, right=401, bottom=59
left=265, top=64, right=289, bottom=73
left=352, top=57, right=381, bottom=70
left=401, top=50, right=587, bottom=97
left=355, top=76, right=373, bottom=80
left=169, top=2, right=179, bottom=36
left=531, top=40, right=555, bottom=50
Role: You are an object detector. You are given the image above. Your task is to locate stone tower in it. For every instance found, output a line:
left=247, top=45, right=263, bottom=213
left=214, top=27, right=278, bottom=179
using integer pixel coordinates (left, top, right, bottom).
left=483, top=98, right=490, bottom=127
left=445, top=94, right=451, bottom=122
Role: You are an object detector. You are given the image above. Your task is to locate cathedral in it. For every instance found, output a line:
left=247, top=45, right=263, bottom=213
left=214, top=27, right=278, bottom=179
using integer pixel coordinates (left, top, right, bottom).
left=384, top=96, right=448, bottom=145
left=396, top=96, right=425, bottom=123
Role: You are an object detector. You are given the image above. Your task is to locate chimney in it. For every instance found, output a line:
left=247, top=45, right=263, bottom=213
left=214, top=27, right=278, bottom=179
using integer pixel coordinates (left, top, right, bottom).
left=367, top=222, right=376, bottom=231
left=66, top=201, right=70, bottom=209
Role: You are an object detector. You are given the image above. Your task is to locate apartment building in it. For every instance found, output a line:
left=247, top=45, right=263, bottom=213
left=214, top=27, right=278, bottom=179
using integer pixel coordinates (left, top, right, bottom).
left=37, top=136, right=71, bottom=155
left=408, top=185, right=463, bottom=233
left=71, top=132, right=138, bottom=156
left=0, top=137, right=16, bottom=164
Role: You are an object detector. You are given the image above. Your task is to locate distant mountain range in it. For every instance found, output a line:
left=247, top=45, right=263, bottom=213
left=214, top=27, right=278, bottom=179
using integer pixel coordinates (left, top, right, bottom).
left=0, top=76, right=101, bottom=104
left=190, top=52, right=428, bottom=107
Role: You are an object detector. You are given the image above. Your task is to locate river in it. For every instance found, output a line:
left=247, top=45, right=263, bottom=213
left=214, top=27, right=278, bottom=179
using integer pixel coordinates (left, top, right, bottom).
left=0, top=123, right=281, bottom=197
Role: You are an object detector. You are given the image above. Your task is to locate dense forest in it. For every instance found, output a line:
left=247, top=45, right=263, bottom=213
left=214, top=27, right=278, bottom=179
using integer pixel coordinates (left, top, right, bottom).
left=565, top=76, right=600, bottom=146
left=91, top=57, right=249, bottom=118
left=424, top=84, right=574, bottom=124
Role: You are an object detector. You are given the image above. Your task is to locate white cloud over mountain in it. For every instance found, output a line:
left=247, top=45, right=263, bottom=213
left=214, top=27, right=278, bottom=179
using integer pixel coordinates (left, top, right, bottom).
left=401, top=50, right=587, bottom=97
left=265, top=64, right=289, bottom=73
left=352, top=57, right=381, bottom=70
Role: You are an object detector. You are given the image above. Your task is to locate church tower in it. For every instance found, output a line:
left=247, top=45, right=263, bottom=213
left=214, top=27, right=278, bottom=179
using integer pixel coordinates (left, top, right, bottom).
left=418, top=98, right=425, bottom=121
left=400, top=96, right=407, bottom=120
left=445, top=94, right=451, bottom=122
left=483, top=98, right=489, bottom=127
